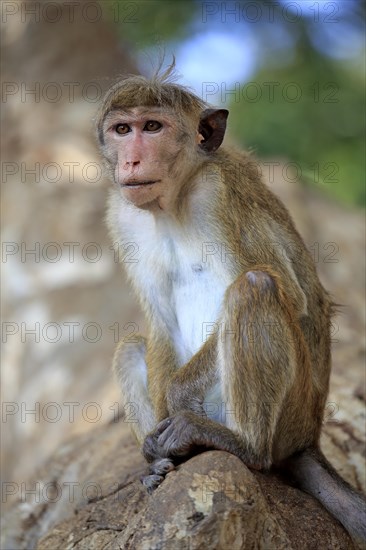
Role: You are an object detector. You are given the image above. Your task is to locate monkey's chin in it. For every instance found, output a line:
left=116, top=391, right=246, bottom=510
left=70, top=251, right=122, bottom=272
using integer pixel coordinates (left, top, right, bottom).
left=121, top=184, right=162, bottom=209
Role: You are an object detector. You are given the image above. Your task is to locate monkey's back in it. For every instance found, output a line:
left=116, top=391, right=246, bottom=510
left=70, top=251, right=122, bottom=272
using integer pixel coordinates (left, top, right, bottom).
left=214, top=149, right=333, bottom=445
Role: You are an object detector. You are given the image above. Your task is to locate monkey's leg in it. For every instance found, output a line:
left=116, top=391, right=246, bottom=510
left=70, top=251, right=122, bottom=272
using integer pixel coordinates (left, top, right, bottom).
left=113, top=337, right=175, bottom=491
left=155, top=269, right=308, bottom=469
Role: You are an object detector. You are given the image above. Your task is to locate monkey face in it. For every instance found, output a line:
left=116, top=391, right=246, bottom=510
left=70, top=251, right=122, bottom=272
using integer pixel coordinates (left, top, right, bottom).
left=100, top=105, right=228, bottom=211
left=100, top=107, right=198, bottom=210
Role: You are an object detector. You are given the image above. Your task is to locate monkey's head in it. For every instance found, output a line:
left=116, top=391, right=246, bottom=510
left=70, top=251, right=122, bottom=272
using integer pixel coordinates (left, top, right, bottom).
left=97, top=65, right=228, bottom=210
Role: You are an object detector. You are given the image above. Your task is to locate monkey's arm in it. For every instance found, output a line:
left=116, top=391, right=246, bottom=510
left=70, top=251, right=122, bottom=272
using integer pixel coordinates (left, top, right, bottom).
left=141, top=322, right=259, bottom=472
left=113, top=332, right=182, bottom=443
left=143, top=411, right=264, bottom=470
left=165, top=336, right=218, bottom=417
left=146, top=268, right=313, bottom=472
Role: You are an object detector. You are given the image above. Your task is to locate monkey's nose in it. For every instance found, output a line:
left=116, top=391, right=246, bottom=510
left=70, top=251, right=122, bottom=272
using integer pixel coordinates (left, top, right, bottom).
left=122, top=160, right=141, bottom=172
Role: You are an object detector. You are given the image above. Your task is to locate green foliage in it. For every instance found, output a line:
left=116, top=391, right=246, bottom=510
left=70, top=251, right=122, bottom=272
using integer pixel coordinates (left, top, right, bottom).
left=107, top=0, right=198, bottom=47
left=229, top=56, right=365, bottom=206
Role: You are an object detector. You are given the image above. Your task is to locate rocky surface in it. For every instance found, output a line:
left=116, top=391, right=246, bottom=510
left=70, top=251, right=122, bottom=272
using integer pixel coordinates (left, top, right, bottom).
left=2, top=421, right=360, bottom=550
left=1, top=0, right=142, bottom=491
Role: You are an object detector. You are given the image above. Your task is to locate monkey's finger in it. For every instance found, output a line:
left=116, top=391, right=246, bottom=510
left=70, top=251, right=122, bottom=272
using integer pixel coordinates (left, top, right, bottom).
left=141, top=474, right=164, bottom=493
left=159, top=433, right=192, bottom=457
left=143, top=431, right=173, bottom=464
left=155, top=417, right=172, bottom=434
left=149, top=458, right=175, bottom=476
left=156, top=424, right=175, bottom=446
left=158, top=431, right=190, bottom=457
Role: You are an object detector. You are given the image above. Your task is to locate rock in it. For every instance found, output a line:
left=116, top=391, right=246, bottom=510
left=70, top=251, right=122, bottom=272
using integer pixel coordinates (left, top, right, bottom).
left=2, top=419, right=357, bottom=550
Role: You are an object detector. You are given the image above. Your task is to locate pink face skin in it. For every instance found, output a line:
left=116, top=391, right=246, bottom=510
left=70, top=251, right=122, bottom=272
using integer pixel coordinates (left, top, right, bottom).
left=102, top=107, right=200, bottom=211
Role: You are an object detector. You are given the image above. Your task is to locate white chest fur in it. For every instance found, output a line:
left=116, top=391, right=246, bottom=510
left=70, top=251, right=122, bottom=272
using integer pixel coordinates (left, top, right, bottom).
left=170, top=244, right=228, bottom=364
left=115, top=202, right=234, bottom=366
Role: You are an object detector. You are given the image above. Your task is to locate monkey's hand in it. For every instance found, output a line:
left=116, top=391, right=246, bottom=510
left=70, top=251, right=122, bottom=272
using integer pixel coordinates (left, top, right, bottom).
left=141, top=412, right=212, bottom=492
left=154, top=412, right=209, bottom=457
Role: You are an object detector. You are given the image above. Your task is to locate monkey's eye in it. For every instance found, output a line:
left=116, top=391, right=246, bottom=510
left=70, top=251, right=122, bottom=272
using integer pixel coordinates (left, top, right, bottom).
left=144, top=121, right=162, bottom=132
left=115, top=124, right=131, bottom=135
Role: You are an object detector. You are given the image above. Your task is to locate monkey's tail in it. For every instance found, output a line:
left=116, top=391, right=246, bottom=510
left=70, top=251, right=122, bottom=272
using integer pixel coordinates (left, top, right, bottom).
left=285, top=447, right=366, bottom=548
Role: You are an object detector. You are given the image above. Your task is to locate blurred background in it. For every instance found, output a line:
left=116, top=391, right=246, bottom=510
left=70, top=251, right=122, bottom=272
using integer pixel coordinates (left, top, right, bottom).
left=1, top=0, right=365, bottom=508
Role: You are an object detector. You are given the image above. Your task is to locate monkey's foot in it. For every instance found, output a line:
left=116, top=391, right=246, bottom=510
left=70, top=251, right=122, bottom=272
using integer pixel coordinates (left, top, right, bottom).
left=140, top=458, right=175, bottom=493
left=141, top=474, right=163, bottom=493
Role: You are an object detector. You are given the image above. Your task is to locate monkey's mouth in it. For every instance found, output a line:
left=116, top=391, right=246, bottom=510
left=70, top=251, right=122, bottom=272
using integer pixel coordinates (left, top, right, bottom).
left=123, top=180, right=161, bottom=188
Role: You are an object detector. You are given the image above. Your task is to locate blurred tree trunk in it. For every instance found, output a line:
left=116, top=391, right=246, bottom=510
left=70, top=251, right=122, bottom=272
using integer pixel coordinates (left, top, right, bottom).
left=1, top=0, right=142, bottom=497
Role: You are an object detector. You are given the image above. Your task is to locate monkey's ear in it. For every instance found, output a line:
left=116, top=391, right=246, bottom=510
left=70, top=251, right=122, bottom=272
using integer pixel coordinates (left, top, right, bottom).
left=198, top=109, right=229, bottom=152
